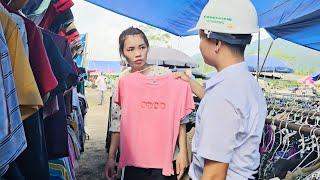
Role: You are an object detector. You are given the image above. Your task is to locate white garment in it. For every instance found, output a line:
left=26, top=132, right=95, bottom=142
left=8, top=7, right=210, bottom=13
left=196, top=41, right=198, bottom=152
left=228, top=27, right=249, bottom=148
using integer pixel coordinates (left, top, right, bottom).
left=95, top=75, right=107, bottom=91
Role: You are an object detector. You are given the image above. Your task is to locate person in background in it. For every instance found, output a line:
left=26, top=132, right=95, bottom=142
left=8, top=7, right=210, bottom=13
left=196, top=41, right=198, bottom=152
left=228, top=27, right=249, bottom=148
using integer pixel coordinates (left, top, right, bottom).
left=95, top=72, right=107, bottom=105
left=175, top=0, right=267, bottom=179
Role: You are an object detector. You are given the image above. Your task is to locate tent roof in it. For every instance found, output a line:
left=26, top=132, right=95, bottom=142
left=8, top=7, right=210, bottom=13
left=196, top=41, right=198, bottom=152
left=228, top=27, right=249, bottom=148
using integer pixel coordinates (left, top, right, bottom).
left=85, top=0, right=320, bottom=51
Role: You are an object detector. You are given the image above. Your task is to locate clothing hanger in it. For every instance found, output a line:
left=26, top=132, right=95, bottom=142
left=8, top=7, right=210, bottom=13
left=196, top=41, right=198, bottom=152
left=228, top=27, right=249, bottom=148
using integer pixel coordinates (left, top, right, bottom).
left=292, top=128, right=317, bottom=172
left=270, top=120, right=286, bottom=160
left=309, top=111, right=318, bottom=127
left=293, top=108, right=303, bottom=122
left=279, top=121, right=290, bottom=155
left=137, top=64, right=154, bottom=74
left=301, top=128, right=320, bottom=168
left=148, top=60, right=160, bottom=85
left=303, top=111, right=313, bottom=125
left=280, top=122, right=297, bottom=158
left=287, top=125, right=307, bottom=160
left=299, top=109, right=308, bottom=124
left=266, top=118, right=278, bottom=152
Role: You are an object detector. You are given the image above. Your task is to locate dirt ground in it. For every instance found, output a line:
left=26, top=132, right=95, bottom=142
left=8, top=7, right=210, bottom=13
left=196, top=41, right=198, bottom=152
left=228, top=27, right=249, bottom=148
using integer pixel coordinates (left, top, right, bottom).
left=76, top=88, right=111, bottom=180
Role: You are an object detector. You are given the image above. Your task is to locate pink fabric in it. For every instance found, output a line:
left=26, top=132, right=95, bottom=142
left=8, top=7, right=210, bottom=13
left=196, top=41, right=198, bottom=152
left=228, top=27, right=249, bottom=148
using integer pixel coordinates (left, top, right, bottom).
left=299, top=75, right=315, bottom=85
left=114, top=72, right=194, bottom=176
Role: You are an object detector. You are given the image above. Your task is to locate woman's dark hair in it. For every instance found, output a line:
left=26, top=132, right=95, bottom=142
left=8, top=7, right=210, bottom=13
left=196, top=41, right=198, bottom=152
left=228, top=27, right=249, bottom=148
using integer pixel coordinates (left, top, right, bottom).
left=118, top=27, right=149, bottom=58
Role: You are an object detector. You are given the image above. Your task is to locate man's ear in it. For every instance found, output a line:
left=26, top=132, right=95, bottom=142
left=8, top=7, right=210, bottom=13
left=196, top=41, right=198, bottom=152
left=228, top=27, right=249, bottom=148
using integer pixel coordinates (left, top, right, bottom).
left=214, top=40, right=222, bottom=53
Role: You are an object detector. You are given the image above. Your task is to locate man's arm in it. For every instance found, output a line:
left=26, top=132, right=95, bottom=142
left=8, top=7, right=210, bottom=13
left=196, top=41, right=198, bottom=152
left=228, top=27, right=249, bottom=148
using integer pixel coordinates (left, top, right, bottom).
left=201, top=159, right=228, bottom=180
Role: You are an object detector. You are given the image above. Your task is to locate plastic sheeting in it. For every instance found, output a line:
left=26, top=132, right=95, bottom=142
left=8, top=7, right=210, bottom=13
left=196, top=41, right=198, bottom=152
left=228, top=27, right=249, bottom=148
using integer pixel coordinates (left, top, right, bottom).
left=85, top=0, right=320, bottom=51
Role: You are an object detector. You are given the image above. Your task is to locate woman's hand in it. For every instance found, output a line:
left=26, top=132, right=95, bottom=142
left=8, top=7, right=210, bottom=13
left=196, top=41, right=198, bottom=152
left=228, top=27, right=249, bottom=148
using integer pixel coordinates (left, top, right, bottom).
left=105, top=158, right=118, bottom=180
left=176, top=150, right=189, bottom=180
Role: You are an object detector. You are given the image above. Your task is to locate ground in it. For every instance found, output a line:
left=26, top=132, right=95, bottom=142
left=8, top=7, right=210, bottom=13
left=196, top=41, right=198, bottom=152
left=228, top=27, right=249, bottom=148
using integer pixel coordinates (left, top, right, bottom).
left=76, top=88, right=111, bottom=180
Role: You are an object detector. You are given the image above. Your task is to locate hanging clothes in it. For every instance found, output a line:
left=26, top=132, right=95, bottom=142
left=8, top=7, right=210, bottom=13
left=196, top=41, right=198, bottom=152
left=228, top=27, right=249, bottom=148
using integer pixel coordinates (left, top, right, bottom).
left=0, top=3, right=43, bottom=120
left=44, top=94, right=69, bottom=160
left=9, top=13, right=28, bottom=56
left=21, top=0, right=42, bottom=15
left=31, top=0, right=50, bottom=16
left=0, top=1, right=58, bottom=98
left=7, top=0, right=27, bottom=11
left=23, top=20, right=58, bottom=97
left=39, top=0, right=74, bottom=29
left=49, top=8, right=74, bottom=33
left=41, top=29, right=77, bottom=95
left=45, top=29, right=78, bottom=78
left=16, top=110, right=50, bottom=180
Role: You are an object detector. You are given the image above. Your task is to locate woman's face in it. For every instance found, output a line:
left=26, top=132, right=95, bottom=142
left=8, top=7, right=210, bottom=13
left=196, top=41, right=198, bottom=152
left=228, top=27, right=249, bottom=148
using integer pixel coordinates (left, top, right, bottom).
left=122, top=34, right=148, bottom=71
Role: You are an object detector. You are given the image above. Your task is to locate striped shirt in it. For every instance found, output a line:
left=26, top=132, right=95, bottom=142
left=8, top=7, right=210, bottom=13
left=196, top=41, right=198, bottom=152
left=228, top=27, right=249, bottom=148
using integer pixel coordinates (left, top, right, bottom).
left=0, top=24, right=27, bottom=176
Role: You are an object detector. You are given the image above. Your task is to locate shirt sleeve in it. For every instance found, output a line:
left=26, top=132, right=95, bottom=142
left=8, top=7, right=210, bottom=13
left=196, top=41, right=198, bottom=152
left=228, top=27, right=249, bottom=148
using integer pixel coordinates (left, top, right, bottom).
left=113, top=79, right=121, bottom=106
left=109, top=79, right=121, bottom=132
left=180, top=113, right=191, bottom=124
left=109, top=100, right=121, bottom=132
left=197, top=96, right=240, bottom=163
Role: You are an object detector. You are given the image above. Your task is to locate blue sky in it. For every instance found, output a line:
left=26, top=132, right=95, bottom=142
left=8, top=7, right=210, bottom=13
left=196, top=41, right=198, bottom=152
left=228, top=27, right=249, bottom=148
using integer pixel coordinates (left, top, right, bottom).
left=71, top=0, right=270, bottom=61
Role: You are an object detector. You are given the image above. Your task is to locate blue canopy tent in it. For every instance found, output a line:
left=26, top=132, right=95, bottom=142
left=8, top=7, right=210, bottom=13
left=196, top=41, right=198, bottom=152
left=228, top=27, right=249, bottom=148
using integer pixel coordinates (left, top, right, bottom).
left=311, top=72, right=320, bottom=81
left=85, top=0, right=320, bottom=51
left=245, top=56, right=294, bottom=73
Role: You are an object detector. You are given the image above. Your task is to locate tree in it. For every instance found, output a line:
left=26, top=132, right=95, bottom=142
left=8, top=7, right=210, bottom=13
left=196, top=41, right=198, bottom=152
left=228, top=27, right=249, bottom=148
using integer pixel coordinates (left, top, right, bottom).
left=138, top=25, right=172, bottom=47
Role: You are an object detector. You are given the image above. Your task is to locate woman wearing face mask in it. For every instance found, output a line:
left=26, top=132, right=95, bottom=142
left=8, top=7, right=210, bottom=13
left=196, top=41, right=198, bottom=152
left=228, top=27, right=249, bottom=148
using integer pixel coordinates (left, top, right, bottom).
left=105, top=27, right=190, bottom=180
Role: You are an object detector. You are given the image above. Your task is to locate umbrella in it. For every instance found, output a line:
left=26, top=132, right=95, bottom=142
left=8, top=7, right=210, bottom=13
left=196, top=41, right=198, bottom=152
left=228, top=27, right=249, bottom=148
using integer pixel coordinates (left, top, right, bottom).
left=245, top=56, right=294, bottom=73
left=147, top=46, right=198, bottom=68
left=311, top=72, right=320, bottom=81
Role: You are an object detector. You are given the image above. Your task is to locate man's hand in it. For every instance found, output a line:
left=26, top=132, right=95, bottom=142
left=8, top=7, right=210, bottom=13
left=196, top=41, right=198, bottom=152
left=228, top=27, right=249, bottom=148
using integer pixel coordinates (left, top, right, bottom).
left=173, top=71, right=191, bottom=82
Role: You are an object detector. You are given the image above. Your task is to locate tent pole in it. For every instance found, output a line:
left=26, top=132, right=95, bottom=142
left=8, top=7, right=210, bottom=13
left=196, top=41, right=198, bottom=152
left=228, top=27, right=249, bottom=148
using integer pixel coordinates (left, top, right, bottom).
left=83, top=33, right=89, bottom=68
left=258, top=40, right=274, bottom=77
left=256, top=29, right=261, bottom=80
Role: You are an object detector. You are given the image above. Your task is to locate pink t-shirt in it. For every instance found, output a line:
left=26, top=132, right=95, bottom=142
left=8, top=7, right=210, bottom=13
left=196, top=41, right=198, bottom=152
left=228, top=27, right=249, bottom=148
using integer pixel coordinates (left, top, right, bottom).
left=114, top=72, right=194, bottom=176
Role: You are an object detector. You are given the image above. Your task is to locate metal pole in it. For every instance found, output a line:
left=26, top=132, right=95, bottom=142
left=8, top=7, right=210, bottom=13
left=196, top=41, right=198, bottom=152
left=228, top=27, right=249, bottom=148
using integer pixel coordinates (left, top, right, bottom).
left=265, top=118, right=320, bottom=136
left=258, top=41, right=274, bottom=77
left=256, top=29, right=261, bottom=80
left=267, top=105, right=320, bottom=116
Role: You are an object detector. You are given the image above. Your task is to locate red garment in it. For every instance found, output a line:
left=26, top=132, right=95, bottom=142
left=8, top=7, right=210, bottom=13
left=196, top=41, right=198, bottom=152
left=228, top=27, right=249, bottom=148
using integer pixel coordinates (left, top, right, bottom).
left=39, top=0, right=74, bottom=29
left=24, top=21, right=58, bottom=96
left=53, top=0, right=74, bottom=13
left=58, top=30, right=79, bottom=44
left=39, top=4, right=56, bottom=28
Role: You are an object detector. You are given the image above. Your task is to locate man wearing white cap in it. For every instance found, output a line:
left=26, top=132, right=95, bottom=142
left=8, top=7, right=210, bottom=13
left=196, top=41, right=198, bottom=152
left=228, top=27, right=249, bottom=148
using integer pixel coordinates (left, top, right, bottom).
left=184, top=0, right=267, bottom=179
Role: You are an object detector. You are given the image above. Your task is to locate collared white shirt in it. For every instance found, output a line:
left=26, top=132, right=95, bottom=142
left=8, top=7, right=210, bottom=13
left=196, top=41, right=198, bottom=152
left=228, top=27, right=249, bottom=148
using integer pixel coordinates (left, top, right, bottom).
left=189, top=62, right=267, bottom=180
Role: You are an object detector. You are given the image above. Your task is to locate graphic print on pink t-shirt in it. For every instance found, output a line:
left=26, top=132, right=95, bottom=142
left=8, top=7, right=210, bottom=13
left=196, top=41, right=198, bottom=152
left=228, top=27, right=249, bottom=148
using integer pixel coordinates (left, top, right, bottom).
left=114, top=72, right=194, bottom=176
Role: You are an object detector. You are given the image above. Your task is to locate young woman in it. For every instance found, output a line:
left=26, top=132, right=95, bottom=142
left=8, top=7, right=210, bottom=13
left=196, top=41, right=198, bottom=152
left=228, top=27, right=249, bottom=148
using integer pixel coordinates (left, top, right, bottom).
left=105, top=27, right=189, bottom=180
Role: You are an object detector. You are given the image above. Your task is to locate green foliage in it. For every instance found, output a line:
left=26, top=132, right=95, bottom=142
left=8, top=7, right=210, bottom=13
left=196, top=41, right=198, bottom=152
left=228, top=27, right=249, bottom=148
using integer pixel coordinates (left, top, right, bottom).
left=138, top=25, right=172, bottom=46
left=192, top=54, right=215, bottom=74
left=267, top=79, right=300, bottom=89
